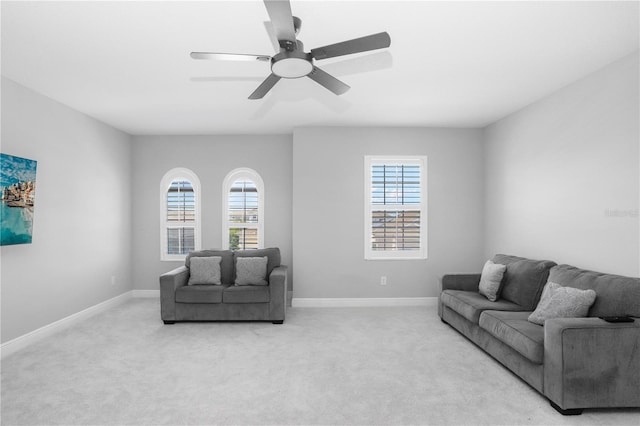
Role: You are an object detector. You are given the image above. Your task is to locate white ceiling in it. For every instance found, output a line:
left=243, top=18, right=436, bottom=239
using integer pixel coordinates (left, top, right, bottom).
left=2, top=1, right=638, bottom=135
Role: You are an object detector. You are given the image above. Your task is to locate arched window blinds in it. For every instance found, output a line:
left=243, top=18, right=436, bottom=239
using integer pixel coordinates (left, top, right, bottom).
left=160, top=168, right=201, bottom=260
left=222, top=168, right=264, bottom=250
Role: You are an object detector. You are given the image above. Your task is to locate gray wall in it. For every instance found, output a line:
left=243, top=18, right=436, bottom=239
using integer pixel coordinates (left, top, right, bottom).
left=131, top=135, right=293, bottom=291
left=1, top=77, right=133, bottom=343
left=3, top=50, right=637, bottom=344
left=292, top=127, right=485, bottom=299
left=483, top=52, right=639, bottom=276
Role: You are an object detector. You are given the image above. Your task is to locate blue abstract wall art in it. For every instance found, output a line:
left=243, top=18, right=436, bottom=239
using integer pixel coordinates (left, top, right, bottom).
left=1, top=153, right=38, bottom=246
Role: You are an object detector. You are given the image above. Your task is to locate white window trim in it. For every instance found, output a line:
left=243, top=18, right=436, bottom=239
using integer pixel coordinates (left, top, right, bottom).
left=160, top=167, right=202, bottom=261
left=364, top=155, right=428, bottom=260
left=222, top=167, right=265, bottom=250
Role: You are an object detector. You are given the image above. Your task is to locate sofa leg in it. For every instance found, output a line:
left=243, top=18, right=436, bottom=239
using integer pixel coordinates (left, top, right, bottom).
left=163, top=320, right=175, bottom=325
left=272, top=320, right=284, bottom=324
left=550, top=401, right=582, bottom=415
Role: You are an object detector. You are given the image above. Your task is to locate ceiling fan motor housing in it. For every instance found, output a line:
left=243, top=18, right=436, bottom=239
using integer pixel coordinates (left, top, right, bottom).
left=271, top=40, right=313, bottom=78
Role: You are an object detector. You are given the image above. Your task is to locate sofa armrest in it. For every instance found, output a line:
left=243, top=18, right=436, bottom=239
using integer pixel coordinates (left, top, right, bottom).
left=544, top=317, right=640, bottom=410
left=159, top=266, right=189, bottom=321
left=441, top=274, right=481, bottom=292
left=268, top=265, right=288, bottom=322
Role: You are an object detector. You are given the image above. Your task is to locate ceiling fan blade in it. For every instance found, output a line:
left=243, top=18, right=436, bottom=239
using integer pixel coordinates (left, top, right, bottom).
left=248, top=73, right=282, bottom=100
left=263, top=0, right=297, bottom=43
left=321, top=51, right=393, bottom=77
left=190, top=76, right=265, bottom=83
left=311, top=32, right=391, bottom=60
left=190, top=52, right=271, bottom=62
left=307, top=66, right=350, bottom=95
left=263, top=21, right=281, bottom=52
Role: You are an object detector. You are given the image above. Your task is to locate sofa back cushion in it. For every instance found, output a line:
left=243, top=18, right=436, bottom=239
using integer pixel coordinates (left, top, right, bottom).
left=234, top=247, right=281, bottom=278
left=548, top=264, right=640, bottom=317
left=186, top=247, right=281, bottom=286
left=492, top=254, right=557, bottom=310
left=186, top=249, right=235, bottom=285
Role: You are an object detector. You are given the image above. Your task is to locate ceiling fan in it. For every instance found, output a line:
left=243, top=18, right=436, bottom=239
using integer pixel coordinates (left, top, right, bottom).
left=190, top=0, right=391, bottom=100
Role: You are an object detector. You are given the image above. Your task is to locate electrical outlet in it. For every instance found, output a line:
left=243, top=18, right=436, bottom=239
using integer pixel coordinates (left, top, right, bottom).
left=380, top=276, right=387, bottom=285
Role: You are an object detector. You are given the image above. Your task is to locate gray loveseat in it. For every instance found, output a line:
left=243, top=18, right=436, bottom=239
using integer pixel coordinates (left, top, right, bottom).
left=439, top=254, right=640, bottom=415
left=160, top=247, right=287, bottom=324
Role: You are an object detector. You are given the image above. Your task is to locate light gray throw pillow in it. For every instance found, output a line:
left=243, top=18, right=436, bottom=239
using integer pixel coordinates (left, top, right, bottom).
left=528, top=282, right=596, bottom=325
left=235, top=256, right=268, bottom=286
left=188, top=256, right=222, bottom=285
left=478, top=260, right=507, bottom=302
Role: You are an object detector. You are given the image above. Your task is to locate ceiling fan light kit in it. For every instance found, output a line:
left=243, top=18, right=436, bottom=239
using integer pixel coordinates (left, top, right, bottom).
left=190, top=0, right=391, bottom=99
left=271, top=44, right=313, bottom=78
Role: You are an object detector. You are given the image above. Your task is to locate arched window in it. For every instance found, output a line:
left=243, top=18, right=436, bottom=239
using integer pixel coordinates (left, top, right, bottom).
left=160, top=168, right=201, bottom=260
left=222, top=168, right=264, bottom=250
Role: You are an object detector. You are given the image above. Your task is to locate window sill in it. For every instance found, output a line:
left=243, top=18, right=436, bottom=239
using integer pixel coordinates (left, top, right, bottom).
left=365, top=256, right=428, bottom=261
left=161, top=256, right=187, bottom=262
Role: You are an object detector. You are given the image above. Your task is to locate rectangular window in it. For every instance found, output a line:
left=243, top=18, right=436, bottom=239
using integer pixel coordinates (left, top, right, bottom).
left=365, top=156, right=427, bottom=259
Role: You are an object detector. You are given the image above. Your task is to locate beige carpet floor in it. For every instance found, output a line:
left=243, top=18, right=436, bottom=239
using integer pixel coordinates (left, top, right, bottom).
left=1, top=298, right=639, bottom=425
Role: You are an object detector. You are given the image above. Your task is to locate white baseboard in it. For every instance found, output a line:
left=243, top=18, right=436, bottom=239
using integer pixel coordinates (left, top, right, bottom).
left=1, top=291, right=133, bottom=359
left=132, top=289, right=160, bottom=298
left=291, top=297, right=438, bottom=308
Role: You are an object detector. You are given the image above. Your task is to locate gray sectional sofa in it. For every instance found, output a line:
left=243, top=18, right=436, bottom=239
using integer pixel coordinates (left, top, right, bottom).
left=160, top=247, right=287, bottom=324
left=439, top=254, right=640, bottom=415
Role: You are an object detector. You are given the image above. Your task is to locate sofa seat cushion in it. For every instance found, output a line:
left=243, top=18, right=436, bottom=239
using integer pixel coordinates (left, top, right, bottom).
left=440, top=290, right=524, bottom=324
left=479, top=310, right=544, bottom=364
left=176, top=285, right=228, bottom=304
left=223, top=285, right=270, bottom=304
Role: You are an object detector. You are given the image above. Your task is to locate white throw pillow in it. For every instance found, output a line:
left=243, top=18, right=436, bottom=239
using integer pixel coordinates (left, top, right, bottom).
left=188, top=256, right=222, bottom=285
left=528, top=282, right=596, bottom=325
left=478, top=260, right=507, bottom=302
left=235, top=256, right=268, bottom=286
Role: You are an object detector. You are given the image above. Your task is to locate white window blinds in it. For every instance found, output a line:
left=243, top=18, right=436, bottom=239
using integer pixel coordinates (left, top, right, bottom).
left=223, top=168, right=264, bottom=250
left=365, top=157, right=427, bottom=259
left=160, top=168, right=201, bottom=261
left=229, top=179, right=259, bottom=250
left=166, top=180, right=196, bottom=255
